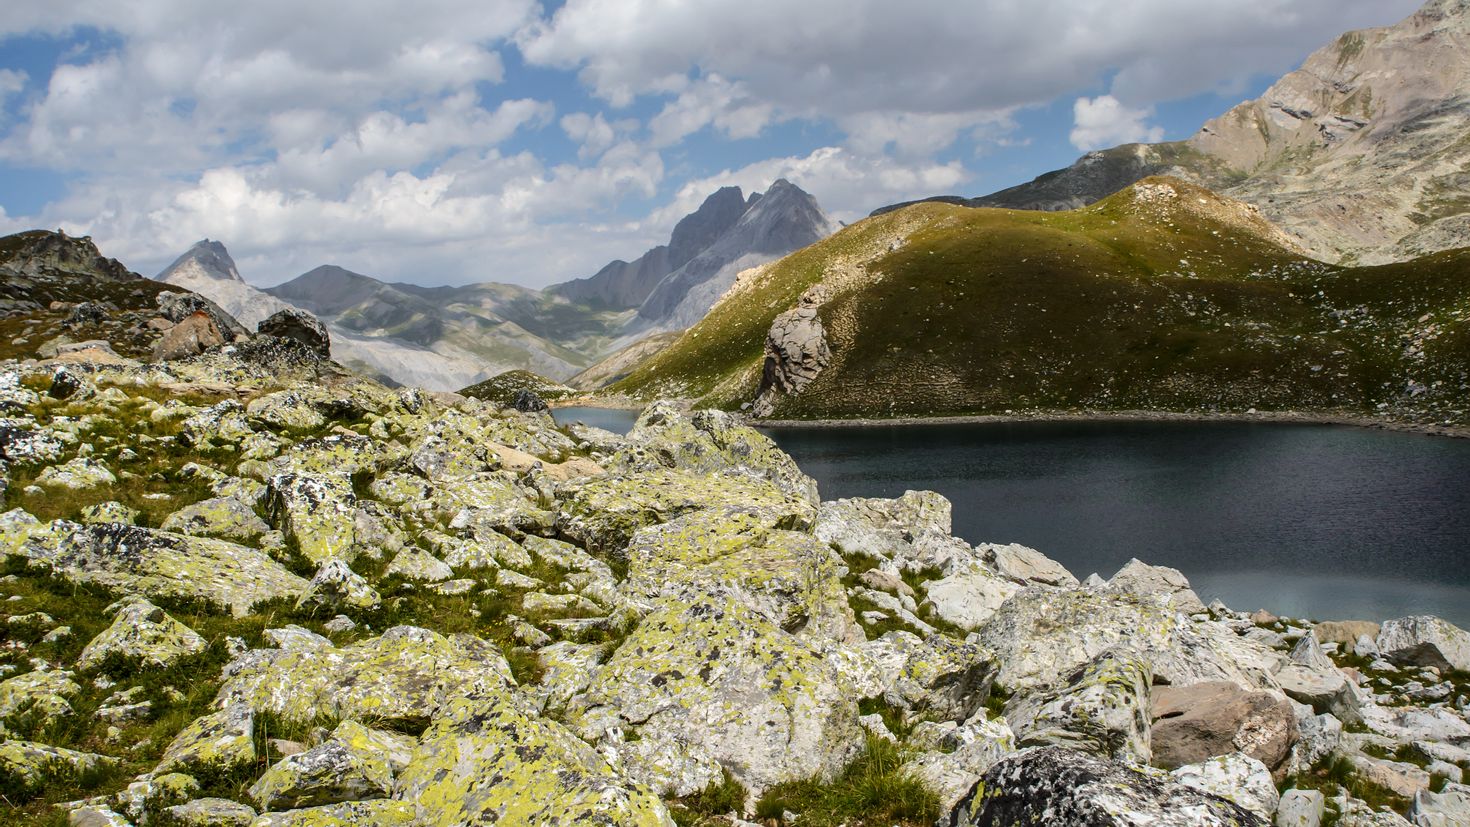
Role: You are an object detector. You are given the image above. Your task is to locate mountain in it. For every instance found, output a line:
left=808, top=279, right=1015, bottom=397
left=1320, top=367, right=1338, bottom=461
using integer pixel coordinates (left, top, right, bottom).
left=157, top=243, right=620, bottom=390
left=566, top=330, right=682, bottom=391
left=548, top=186, right=750, bottom=309
left=612, top=177, right=1470, bottom=429
left=874, top=0, right=1470, bottom=265
left=549, top=179, right=836, bottom=335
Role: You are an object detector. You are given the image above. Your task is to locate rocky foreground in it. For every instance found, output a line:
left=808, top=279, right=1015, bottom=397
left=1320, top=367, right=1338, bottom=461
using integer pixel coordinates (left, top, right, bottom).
left=0, top=315, right=1468, bottom=826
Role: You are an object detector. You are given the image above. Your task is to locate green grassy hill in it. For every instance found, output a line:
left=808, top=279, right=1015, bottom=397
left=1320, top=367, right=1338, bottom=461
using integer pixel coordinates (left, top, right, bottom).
left=609, top=178, right=1470, bottom=426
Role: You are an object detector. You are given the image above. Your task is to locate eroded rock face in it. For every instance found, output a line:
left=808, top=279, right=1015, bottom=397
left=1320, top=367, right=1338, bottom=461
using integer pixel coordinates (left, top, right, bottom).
left=753, top=289, right=832, bottom=417
left=943, top=746, right=1269, bottom=827
left=153, top=311, right=225, bottom=361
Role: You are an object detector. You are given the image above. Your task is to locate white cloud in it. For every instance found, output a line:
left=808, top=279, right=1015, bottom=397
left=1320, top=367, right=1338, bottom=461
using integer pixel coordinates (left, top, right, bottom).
left=1069, top=95, right=1165, bottom=151
left=0, top=70, right=26, bottom=97
left=522, top=0, right=1421, bottom=124
left=560, top=111, right=618, bottom=159
left=647, top=75, right=775, bottom=147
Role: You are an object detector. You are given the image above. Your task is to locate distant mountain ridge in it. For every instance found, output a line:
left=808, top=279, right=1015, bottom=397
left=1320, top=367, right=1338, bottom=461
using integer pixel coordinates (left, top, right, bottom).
left=156, top=179, right=834, bottom=389
left=873, top=0, right=1470, bottom=265
left=549, top=179, right=836, bottom=333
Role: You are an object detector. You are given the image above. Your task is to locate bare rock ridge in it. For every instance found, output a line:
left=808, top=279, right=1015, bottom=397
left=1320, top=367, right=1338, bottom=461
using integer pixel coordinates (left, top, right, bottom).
left=873, top=0, right=1470, bottom=265
left=633, top=179, right=837, bottom=331
left=158, top=239, right=242, bottom=284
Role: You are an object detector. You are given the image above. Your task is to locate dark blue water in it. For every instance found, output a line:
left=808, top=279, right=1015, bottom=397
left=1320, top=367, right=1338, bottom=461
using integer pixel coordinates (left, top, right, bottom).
left=553, top=407, right=1470, bottom=625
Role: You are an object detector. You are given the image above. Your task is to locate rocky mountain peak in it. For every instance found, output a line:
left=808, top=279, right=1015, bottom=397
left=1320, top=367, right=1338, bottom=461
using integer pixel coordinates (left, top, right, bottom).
left=158, top=239, right=243, bottom=284
left=667, top=185, right=751, bottom=270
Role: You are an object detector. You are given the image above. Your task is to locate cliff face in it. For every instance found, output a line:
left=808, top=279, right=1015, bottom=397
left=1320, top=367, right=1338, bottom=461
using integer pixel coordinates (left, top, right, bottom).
left=874, top=0, right=1470, bottom=265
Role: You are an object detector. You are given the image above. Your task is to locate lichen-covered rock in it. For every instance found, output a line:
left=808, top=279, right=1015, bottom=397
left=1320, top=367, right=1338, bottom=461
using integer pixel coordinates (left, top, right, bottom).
left=161, top=798, right=257, bottom=827
left=1274, top=633, right=1362, bottom=724
left=610, top=403, right=819, bottom=506
left=1106, top=558, right=1207, bottom=613
left=0, top=667, right=81, bottom=719
left=384, top=548, right=453, bottom=583
left=161, top=496, right=269, bottom=542
left=1275, top=788, right=1325, bottom=827
left=247, top=734, right=394, bottom=810
left=395, top=685, right=675, bottom=827
left=108, top=772, right=200, bottom=824
left=249, top=799, right=416, bottom=827
left=431, top=473, right=549, bottom=537
left=266, top=473, right=356, bottom=565
left=976, top=586, right=1280, bottom=691
left=217, top=626, right=513, bottom=727
left=297, top=560, right=381, bottom=611
left=1004, top=648, right=1153, bottom=763
left=1410, top=783, right=1470, bottom=827
left=11, top=521, right=307, bottom=616
left=247, top=390, right=327, bottom=432
left=921, top=561, right=1022, bottom=631
left=77, top=598, right=207, bottom=672
left=850, top=631, right=997, bottom=723
left=0, top=740, right=117, bottom=792
left=623, top=506, right=859, bottom=643
left=570, top=594, right=864, bottom=798
left=558, top=469, right=814, bottom=560
left=326, top=720, right=416, bottom=775
left=152, top=703, right=256, bottom=780
left=983, top=542, right=1079, bottom=586
left=37, top=456, right=116, bottom=489
left=66, top=806, right=132, bottom=827
left=1150, top=681, right=1297, bottom=775
left=943, top=746, right=1268, bottom=827
left=179, top=401, right=255, bottom=447
left=79, top=501, right=140, bottom=526
left=1376, top=616, right=1470, bottom=673
left=904, top=715, right=1017, bottom=811
left=257, top=308, right=331, bottom=359
left=814, top=490, right=953, bottom=564
left=271, top=434, right=382, bottom=477
left=1170, top=753, right=1280, bottom=822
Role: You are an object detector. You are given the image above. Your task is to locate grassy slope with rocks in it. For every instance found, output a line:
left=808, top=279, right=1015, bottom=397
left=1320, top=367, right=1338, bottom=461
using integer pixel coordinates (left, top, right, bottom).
left=610, top=178, right=1470, bottom=428
left=457, top=370, right=576, bottom=406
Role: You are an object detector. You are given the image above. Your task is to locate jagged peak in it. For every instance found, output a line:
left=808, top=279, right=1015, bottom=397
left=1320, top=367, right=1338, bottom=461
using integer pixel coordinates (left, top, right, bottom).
left=159, top=238, right=242, bottom=283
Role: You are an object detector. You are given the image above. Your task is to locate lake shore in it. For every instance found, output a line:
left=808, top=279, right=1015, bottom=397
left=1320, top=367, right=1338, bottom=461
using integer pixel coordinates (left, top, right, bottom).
left=555, top=398, right=1470, bottom=439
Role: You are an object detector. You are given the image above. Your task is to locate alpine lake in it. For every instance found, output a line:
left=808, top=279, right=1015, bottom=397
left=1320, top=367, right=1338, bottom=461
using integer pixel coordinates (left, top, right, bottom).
left=553, top=407, right=1470, bottom=627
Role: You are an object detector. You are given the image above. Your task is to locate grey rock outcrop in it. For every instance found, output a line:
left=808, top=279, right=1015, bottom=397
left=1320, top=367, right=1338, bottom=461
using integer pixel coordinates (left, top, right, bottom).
left=943, top=746, right=1268, bottom=826
left=258, top=308, right=331, bottom=359
left=1377, top=615, right=1470, bottom=672
left=753, top=285, right=832, bottom=417
left=1151, top=681, right=1298, bottom=775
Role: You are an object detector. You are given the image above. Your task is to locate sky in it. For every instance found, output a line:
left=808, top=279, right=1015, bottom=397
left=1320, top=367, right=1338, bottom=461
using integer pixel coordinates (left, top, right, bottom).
left=0, top=0, right=1425, bottom=288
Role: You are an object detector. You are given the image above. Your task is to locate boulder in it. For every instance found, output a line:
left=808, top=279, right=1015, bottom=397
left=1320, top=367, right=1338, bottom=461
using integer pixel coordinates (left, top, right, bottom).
left=1274, top=634, right=1361, bottom=724
left=216, top=626, right=513, bottom=727
left=77, top=598, right=207, bottom=672
left=248, top=735, right=394, bottom=810
left=903, top=715, right=1017, bottom=811
left=1315, top=621, right=1382, bottom=652
left=250, top=800, right=416, bottom=826
left=1004, top=648, right=1153, bottom=763
left=79, top=501, right=140, bottom=526
left=1275, top=788, right=1325, bottom=827
left=160, top=496, right=269, bottom=542
left=853, top=631, right=998, bottom=723
left=1106, top=558, right=1206, bottom=613
left=557, top=469, right=814, bottom=560
left=512, top=389, right=547, bottom=413
left=297, top=559, right=381, bottom=611
left=921, top=561, right=1022, bottom=631
left=753, top=300, right=832, bottom=417
left=266, top=473, right=357, bottom=565
left=153, top=311, right=224, bottom=361
left=0, top=668, right=81, bottom=719
left=1377, top=616, right=1470, bottom=673
left=66, top=807, right=132, bottom=827
left=0, top=740, right=117, bottom=792
left=609, top=402, right=818, bottom=505
left=983, top=542, right=1078, bottom=586
left=942, top=746, right=1267, bottom=827
left=37, top=456, right=116, bottom=490
left=1410, top=783, right=1470, bottom=827
left=156, top=291, right=249, bottom=339
left=152, top=703, right=256, bottom=780
left=160, top=798, right=256, bottom=826
left=1351, top=754, right=1432, bottom=799
left=1151, top=681, right=1297, bottom=774
left=385, top=548, right=454, bottom=583
left=257, top=308, right=330, bottom=359
left=10, top=521, right=307, bottom=616
left=814, top=490, right=954, bottom=564
left=1170, top=752, right=1280, bottom=822
left=975, top=586, right=1280, bottom=691
left=395, top=685, right=674, bottom=827
left=569, top=594, right=864, bottom=798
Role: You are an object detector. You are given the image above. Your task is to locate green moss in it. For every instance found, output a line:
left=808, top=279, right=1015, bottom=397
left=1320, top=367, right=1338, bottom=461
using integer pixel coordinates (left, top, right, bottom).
left=669, top=769, right=750, bottom=826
